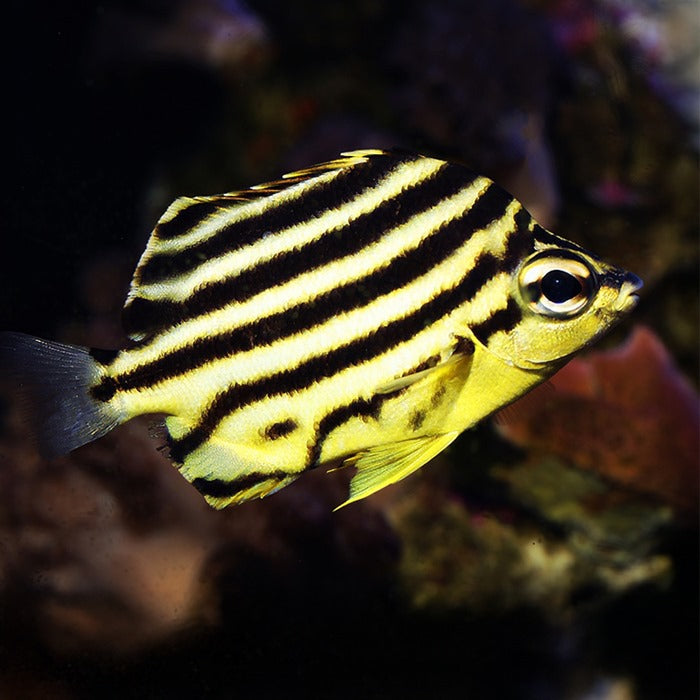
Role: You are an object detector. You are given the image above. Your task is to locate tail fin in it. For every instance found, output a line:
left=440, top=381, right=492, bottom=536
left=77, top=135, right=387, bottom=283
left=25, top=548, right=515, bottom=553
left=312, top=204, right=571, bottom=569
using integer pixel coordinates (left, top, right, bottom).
left=0, top=332, right=125, bottom=458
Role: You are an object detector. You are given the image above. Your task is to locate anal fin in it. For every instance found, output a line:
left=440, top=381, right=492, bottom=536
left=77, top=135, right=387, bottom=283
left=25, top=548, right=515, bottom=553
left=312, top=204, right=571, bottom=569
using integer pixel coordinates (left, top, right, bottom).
left=168, top=419, right=301, bottom=509
left=336, top=432, right=460, bottom=510
left=194, top=474, right=298, bottom=510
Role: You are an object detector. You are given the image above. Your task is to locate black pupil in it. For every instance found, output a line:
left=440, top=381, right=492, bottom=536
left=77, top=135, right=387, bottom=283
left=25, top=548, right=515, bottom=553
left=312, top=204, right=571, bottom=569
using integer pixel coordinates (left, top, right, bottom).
left=540, top=270, right=582, bottom=303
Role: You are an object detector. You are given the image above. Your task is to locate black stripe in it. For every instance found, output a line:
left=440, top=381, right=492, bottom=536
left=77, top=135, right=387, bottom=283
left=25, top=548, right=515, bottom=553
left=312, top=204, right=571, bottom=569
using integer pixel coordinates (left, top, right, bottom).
left=107, top=180, right=514, bottom=393
left=306, top=395, right=384, bottom=468
left=155, top=200, right=232, bottom=240
left=531, top=224, right=586, bottom=254
left=409, top=408, right=427, bottom=431
left=123, top=162, right=484, bottom=338
left=262, top=418, right=297, bottom=440
left=502, top=207, right=534, bottom=271
left=470, top=297, right=523, bottom=345
left=430, top=384, right=447, bottom=409
left=90, top=376, right=118, bottom=402
left=137, top=154, right=406, bottom=285
left=453, top=335, right=475, bottom=356
left=191, top=472, right=290, bottom=498
left=168, top=250, right=503, bottom=463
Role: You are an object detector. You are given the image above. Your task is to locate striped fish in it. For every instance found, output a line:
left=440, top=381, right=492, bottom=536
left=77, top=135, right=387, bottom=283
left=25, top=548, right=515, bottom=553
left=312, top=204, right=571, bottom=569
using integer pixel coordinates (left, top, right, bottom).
left=0, top=150, right=642, bottom=509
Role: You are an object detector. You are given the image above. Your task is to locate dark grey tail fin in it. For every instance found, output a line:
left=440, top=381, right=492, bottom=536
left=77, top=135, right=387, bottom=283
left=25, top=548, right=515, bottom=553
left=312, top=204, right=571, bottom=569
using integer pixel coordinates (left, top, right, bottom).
left=0, top=332, right=125, bottom=457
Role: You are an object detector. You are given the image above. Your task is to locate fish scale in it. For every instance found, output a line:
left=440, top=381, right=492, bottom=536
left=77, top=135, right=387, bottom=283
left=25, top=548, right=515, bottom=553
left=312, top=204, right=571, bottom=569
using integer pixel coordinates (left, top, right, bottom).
left=0, top=150, right=642, bottom=509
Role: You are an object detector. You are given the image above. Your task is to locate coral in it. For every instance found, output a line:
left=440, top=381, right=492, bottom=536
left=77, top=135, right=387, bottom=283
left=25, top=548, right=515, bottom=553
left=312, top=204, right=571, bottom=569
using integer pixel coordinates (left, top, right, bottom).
left=497, top=326, right=699, bottom=515
left=0, top=412, right=221, bottom=654
left=385, top=453, right=671, bottom=623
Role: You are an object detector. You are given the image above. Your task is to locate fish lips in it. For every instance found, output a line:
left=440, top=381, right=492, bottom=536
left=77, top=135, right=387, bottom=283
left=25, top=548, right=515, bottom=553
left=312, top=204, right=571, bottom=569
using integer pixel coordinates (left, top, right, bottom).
left=613, top=272, right=643, bottom=312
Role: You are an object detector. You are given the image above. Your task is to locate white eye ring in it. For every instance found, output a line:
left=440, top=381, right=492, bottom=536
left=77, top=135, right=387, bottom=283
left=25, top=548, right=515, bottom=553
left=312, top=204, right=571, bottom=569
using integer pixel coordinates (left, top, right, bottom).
left=519, top=255, right=595, bottom=317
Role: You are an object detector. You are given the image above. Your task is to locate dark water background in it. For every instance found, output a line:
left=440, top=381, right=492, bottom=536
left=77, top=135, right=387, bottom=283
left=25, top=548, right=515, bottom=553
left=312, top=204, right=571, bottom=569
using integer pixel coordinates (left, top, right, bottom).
left=2, top=1, right=698, bottom=698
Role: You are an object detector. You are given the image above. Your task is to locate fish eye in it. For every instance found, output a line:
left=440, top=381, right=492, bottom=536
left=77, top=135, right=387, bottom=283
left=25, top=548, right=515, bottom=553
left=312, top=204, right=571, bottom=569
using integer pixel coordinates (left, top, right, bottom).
left=519, top=252, right=596, bottom=317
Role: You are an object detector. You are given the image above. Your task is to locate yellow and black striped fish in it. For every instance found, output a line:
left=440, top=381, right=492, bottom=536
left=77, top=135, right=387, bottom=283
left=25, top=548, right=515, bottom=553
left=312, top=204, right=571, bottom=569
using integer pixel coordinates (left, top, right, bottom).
left=0, top=150, right=642, bottom=509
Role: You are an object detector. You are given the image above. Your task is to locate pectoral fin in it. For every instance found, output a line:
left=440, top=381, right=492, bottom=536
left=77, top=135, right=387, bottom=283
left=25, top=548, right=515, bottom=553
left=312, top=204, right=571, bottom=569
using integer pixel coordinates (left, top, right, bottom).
left=374, top=338, right=473, bottom=396
left=335, top=432, right=460, bottom=510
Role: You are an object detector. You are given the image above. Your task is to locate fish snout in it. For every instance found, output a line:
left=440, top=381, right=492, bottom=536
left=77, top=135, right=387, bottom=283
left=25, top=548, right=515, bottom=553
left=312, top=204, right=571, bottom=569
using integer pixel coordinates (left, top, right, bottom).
left=613, top=272, right=643, bottom=312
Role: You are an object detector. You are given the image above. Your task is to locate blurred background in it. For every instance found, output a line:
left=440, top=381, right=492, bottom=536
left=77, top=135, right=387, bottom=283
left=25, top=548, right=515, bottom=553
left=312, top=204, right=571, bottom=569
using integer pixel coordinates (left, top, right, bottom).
left=1, top=0, right=698, bottom=698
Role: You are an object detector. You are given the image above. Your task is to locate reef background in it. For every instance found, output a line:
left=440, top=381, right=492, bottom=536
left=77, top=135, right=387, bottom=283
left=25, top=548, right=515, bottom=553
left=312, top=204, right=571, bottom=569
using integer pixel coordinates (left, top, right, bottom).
left=1, top=1, right=698, bottom=698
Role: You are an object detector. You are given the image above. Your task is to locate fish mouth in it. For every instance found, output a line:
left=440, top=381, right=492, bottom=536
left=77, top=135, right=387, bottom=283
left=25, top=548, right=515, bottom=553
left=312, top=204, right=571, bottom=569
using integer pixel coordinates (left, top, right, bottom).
left=613, top=272, right=643, bottom=312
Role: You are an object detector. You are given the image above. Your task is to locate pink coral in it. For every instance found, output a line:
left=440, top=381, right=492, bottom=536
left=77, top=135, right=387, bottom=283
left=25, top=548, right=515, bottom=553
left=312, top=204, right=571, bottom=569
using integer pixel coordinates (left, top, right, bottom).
left=497, top=326, right=699, bottom=515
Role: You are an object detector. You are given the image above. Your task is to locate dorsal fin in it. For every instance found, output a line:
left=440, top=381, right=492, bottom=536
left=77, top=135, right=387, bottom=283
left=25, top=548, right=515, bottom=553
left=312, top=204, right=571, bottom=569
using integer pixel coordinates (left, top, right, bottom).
left=218, top=149, right=390, bottom=201
left=148, top=149, right=393, bottom=243
left=122, top=150, right=404, bottom=341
